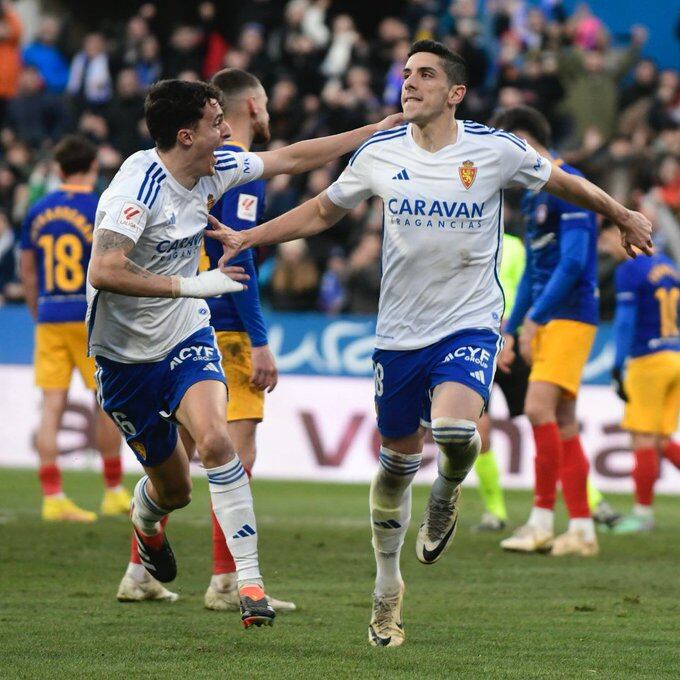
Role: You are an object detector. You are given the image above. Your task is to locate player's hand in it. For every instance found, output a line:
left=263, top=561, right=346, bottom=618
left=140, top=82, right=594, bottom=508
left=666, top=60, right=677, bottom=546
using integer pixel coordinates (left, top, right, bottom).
left=611, top=367, right=628, bottom=402
left=497, top=334, right=515, bottom=374
left=617, top=210, right=653, bottom=258
left=205, top=215, right=247, bottom=264
left=518, top=318, right=539, bottom=365
left=173, top=267, right=248, bottom=298
left=250, top=344, right=278, bottom=393
left=373, top=112, right=405, bottom=132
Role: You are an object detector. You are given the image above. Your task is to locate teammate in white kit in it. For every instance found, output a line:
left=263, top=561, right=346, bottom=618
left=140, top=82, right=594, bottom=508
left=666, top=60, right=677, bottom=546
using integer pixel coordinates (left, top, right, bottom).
left=86, top=79, right=402, bottom=628
left=208, top=41, right=653, bottom=645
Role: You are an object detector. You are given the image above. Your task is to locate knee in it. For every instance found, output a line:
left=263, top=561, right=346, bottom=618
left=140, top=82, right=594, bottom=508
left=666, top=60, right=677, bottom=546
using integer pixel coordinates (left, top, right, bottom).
left=432, top=418, right=480, bottom=454
left=524, top=401, right=553, bottom=425
left=159, top=481, right=192, bottom=510
left=196, top=425, right=234, bottom=467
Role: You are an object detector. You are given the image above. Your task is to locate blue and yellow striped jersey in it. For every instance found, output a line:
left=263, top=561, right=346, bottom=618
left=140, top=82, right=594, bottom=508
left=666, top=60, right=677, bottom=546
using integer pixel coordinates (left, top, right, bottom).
left=20, top=185, right=97, bottom=323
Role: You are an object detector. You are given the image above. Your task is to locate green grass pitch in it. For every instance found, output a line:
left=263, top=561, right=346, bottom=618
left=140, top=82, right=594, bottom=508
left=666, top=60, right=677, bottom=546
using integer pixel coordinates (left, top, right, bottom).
left=1, top=468, right=679, bottom=679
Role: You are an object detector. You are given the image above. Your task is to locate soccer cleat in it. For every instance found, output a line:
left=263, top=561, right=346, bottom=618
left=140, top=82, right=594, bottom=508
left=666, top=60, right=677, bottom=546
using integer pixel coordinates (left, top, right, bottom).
left=415, top=486, right=461, bottom=564
left=473, top=512, right=507, bottom=532
left=550, top=529, right=599, bottom=557
left=611, top=513, right=654, bottom=535
left=205, top=573, right=240, bottom=611
left=117, top=572, right=179, bottom=602
left=592, top=500, right=622, bottom=530
left=133, top=525, right=177, bottom=583
left=101, top=488, right=132, bottom=516
left=239, top=584, right=276, bottom=628
left=42, top=496, right=97, bottom=523
left=500, top=524, right=554, bottom=553
left=368, top=583, right=405, bottom=647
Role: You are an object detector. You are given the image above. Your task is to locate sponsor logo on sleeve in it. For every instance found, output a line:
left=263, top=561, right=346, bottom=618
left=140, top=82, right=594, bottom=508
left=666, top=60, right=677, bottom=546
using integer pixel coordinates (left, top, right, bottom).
left=117, top=202, right=145, bottom=232
left=237, top=193, right=258, bottom=222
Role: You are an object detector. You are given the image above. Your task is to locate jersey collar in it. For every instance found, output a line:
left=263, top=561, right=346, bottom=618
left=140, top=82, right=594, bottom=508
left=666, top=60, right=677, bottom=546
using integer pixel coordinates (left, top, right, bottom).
left=405, top=120, right=464, bottom=158
left=60, top=184, right=93, bottom=193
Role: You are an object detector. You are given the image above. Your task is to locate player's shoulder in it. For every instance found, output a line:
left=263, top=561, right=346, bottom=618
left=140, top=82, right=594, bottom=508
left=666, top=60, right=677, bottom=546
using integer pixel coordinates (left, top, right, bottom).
left=461, top=120, right=528, bottom=153
left=104, top=149, right=167, bottom=210
left=349, top=124, right=409, bottom=166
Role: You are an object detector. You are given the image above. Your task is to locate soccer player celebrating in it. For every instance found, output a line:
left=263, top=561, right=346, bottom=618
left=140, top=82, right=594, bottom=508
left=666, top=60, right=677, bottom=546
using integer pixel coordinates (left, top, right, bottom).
left=209, top=41, right=652, bottom=645
left=87, top=79, right=402, bottom=627
left=19, top=135, right=128, bottom=522
left=494, top=106, right=603, bottom=557
left=606, top=223, right=680, bottom=533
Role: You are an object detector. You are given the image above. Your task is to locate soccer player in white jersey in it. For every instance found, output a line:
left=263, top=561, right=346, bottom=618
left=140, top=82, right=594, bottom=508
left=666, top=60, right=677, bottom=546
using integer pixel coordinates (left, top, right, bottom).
left=208, top=41, right=653, bottom=645
left=86, top=79, right=402, bottom=628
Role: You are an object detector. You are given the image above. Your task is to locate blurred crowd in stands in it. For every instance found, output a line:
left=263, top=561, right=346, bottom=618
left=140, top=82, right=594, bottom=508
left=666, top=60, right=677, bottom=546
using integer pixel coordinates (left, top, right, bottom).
left=0, top=0, right=678, bottom=319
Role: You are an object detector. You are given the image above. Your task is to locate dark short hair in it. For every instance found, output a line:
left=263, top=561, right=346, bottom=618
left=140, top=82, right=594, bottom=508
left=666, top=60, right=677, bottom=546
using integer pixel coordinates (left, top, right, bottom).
left=489, top=105, right=551, bottom=148
left=211, top=68, right=261, bottom=97
left=144, top=79, right=223, bottom=151
left=407, top=40, right=468, bottom=86
left=53, top=135, right=98, bottom=176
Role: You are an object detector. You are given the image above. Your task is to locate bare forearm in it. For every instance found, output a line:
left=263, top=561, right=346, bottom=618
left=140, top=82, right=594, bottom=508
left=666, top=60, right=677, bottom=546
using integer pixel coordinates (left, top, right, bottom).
left=547, top=168, right=629, bottom=223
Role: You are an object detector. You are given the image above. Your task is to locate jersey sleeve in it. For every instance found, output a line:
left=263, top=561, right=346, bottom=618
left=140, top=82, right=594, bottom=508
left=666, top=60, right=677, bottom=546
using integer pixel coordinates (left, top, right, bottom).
left=95, top=193, right=150, bottom=244
left=205, top=151, right=264, bottom=199
left=326, top=149, right=374, bottom=210
left=614, top=260, right=640, bottom=303
left=499, top=140, right=552, bottom=191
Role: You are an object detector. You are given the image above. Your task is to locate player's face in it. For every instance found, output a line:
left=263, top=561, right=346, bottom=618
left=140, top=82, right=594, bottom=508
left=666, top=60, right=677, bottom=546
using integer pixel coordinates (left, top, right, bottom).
left=401, top=52, right=464, bottom=124
left=191, top=99, right=231, bottom=176
left=252, top=86, right=271, bottom=145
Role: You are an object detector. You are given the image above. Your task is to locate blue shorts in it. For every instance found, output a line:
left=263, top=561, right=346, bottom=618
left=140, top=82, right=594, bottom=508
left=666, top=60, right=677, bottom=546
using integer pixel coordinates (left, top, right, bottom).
left=95, top=326, right=226, bottom=466
left=372, top=329, right=502, bottom=439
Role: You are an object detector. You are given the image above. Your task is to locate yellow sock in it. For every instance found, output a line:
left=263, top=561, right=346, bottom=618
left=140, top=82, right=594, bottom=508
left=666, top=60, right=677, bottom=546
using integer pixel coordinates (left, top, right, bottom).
left=474, top=449, right=507, bottom=520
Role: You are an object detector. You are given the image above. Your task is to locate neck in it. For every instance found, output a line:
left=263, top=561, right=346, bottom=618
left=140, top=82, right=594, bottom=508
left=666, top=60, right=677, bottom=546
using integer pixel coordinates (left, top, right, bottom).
left=157, top=147, right=201, bottom=190
left=411, top=113, right=458, bottom=153
left=224, top=119, right=252, bottom=150
left=62, top=172, right=95, bottom=188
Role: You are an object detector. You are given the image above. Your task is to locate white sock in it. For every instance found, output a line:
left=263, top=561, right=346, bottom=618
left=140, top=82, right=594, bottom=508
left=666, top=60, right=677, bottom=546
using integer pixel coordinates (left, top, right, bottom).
left=132, top=476, right=169, bottom=536
left=568, top=517, right=596, bottom=541
left=633, top=503, right=654, bottom=518
left=207, top=457, right=262, bottom=588
left=125, top=562, right=148, bottom=583
left=528, top=506, right=554, bottom=533
left=371, top=447, right=422, bottom=596
left=107, top=484, right=124, bottom=493
left=45, top=492, right=66, bottom=500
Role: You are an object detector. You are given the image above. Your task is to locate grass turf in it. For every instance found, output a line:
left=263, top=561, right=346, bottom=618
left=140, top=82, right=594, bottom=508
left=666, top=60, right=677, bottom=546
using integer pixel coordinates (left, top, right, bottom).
left=0, top=468, right=679, bottom=679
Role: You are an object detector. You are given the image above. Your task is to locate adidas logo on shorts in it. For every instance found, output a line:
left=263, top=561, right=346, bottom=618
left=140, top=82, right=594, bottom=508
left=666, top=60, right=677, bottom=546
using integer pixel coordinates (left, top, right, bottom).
left=469, top=370, right=485, bottom=385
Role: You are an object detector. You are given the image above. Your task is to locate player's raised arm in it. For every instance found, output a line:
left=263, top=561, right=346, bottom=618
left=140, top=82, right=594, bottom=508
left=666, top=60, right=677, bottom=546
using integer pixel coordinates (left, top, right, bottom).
left=255, top=113, right=403, bottom=179
left=544, top=165, right=653, bottom=257
left=207, top=191, right=349, bottom=265
left=89, top=228, right=248, bottom=298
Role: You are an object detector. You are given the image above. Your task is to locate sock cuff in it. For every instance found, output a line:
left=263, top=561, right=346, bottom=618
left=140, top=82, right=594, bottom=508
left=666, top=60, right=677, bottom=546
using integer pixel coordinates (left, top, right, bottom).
left=532, top=421, right=559, bottom=435
left=431, top=418, right=477, bottom=444
left=134, top=476, right=167, bottom=515
left=207, top=457, right=249, bottom=492
left=379, top=446, right=422, bottom=476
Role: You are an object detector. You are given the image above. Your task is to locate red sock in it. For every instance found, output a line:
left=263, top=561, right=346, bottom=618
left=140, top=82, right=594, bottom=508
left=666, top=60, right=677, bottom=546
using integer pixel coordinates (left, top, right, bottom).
left=130, top=515, right=169, bottom=562
left=532, top=423, right=561, bottom=510
left=39, top=463, right=62, bottom=496
left=632, top=448, right=659, bottom=506
left=102, top=456, right=122, bottom=489
left=210, top=465, right=251, bottom=575
left=662, top=440, right=680, bottom=469
left=560, top=435, right=591, bottom=518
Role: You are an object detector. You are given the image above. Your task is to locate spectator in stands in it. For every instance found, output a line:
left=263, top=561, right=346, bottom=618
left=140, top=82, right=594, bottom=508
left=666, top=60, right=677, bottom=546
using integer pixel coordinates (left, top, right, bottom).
left=106, top=68, right=145, bottom=158
left=0, top=0, right=22, bottom=126
left=163, top=25, right=204, bottom=78
left=318, top=246, right=346, bottom=314
left=21, top=15, right=69, bottom=94
left=270, top=239, right=319, bottom=311
left=66, top=32, right=112, bottom=113
left=345, top=230, right=382, bottom=315
left=134, top=35, right=162, bottom=88
left=0, top=208, right=21, bottom=302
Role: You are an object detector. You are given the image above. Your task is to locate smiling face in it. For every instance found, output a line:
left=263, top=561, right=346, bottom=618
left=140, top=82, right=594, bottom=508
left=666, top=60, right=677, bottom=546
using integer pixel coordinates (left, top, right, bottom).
left=180, top=98, right=231, bottom=177
left=401, top=51, right=466, bottom=125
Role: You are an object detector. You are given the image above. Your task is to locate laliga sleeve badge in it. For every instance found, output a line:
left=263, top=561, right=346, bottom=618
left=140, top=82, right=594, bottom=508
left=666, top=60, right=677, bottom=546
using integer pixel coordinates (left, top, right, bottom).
left=237, top=193, right=258, bottom=222
left=117, top=201, right=145, bottom=232
left=458, top=160, right=477, bottom=190
left=207, top=194, right=215, bottom=211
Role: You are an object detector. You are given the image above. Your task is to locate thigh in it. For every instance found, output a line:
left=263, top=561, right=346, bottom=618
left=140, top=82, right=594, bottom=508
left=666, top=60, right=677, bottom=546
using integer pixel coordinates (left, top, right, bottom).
left=95, top=356, right=178, bottom=467
left=530, top=320, right=596, bottom=397
left=217, top=331, right=265, bottom=423
left=524, top=380, right=563, bottom=423
left=431, top=381, right=485, bottom=424
left=373, top=346, right=428, bottom=440
left=66, top=322, right=97, bottom=390
left=142, top=438, right=191, bottom=500
left=35, top=323, right=72, bottom=390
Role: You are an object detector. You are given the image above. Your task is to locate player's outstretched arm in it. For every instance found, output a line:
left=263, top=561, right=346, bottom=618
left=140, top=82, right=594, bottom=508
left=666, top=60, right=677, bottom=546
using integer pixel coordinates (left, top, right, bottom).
left=207, top=191, right=349, bottom=266
left=256, top=113, right=403, bottom=179
left=545, top=165, right=653, bottom=258
left=89, top=228, right=249, bottom=298
left=19, top=250, right=39, bottom=320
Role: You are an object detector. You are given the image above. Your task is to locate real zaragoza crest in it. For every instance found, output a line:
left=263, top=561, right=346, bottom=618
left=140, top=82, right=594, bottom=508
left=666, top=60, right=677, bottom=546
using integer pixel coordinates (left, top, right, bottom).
left=458, top=160, right=477, bottom=190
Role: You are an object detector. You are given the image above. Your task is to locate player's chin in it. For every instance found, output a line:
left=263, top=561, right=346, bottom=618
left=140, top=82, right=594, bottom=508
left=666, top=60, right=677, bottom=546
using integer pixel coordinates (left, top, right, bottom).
left=401, top=101, right=421, bottom=122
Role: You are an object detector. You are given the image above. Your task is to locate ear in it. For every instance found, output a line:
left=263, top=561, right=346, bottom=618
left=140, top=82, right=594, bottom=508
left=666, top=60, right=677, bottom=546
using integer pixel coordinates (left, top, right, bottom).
left=246, top=95, right=258, bottom=118
left=176, top=127, right=193, bottom=148
left=448, top=84, right=467, bottom=107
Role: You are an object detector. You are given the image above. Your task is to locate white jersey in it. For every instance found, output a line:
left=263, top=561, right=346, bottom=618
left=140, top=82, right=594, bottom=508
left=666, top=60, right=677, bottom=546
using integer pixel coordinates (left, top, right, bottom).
left=86, top=147, right=264, bottom=362
left=327, top=121, right=551, bottom=351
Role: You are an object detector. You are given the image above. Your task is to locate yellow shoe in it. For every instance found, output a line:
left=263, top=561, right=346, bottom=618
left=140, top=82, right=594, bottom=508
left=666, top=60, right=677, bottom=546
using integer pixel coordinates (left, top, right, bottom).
left=42, top=496, right=97, bottom=523
left=101, top=488, right=132, bottom=516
